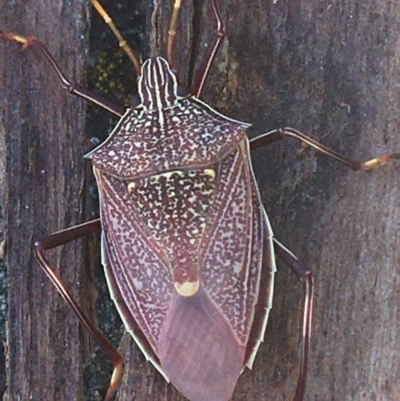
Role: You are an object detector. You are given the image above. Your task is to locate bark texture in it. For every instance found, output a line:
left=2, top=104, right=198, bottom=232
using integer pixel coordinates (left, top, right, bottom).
left=1, top=1, right=400, bottom=401
left=1, top=1, right=90, bottom=400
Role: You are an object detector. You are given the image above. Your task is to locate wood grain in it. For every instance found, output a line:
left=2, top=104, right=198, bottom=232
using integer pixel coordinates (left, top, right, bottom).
left=1, top=1, right=89, bottom=400
left=2, top=1, right=399, bottom=401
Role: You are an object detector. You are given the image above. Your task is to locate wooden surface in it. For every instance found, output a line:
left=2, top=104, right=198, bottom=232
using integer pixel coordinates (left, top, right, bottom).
left=1, top=0, right=400, bottom=401
left=0, top=0, right=90, bottom=400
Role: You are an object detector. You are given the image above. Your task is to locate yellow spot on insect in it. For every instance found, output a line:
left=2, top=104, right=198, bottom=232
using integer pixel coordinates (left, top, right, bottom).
left=162, top=171, right=175, bottom=180
left=204, top=169, right=215, bottom=179
left=159, top=170, right=184, bottom=180
left=127, top=182, right=136, bottom=193
left=174, top=280, right=200, bottom=297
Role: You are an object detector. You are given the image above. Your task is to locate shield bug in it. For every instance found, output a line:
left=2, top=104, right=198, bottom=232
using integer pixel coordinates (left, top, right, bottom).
left=2, top=0, right=399, bottom=400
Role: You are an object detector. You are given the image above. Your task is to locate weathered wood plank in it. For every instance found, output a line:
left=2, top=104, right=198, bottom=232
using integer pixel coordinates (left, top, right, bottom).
left=2, top=1, right=399, bottom=400
left=1, top=0, right=90, bottom=400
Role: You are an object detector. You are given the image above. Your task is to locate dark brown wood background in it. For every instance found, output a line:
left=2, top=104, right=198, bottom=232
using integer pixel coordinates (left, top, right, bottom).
left=1, top=0, right=399, bottom=401
left=0, top=0, right=90, bottom=400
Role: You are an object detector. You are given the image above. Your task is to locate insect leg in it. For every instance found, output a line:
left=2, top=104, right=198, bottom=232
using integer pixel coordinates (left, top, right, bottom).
left=167, top=0, right=183, bottom=70
left=91, top=0, right=141, bottom=76
left=34, top=219, right=123, bottom=401
left=272, top=238, right=313, bottom=401
left=250, top=127, right=400, bottom=171
left=191, top=0, right=225, bottom=97
left=0, top=30, right=125, bottom=117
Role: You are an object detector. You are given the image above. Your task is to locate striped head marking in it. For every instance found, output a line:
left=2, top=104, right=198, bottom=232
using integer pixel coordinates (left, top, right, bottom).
left=138, top=57, right=179, bottom=112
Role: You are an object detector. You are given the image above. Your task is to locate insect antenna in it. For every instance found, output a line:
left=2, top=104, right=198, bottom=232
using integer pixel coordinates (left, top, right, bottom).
left=91, top=0, right=142, bottom=76
left=167, top=0, right=183, bottom=71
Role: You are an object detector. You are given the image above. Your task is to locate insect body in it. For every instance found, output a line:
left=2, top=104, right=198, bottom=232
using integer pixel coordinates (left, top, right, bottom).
left=88, top=55, right=274, bottom=401
left=2, top=0, right=398, bottom=400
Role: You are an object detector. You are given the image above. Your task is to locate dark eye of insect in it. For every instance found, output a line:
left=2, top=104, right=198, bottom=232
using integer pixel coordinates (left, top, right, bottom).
left=177, top=84, right=189, bottom=97
left=130, top=93, right=141, bottom=107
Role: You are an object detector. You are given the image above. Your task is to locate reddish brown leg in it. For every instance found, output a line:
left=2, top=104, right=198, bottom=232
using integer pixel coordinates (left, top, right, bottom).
left=34, top=219, right=123, bottom=401
left=0, top=30, right=125, bottom=117
left=273, top=238, right=313, bottom=401
left=190, top=0, right=226, bottom=97
left=250, top=127, right=400, bottom=170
